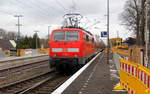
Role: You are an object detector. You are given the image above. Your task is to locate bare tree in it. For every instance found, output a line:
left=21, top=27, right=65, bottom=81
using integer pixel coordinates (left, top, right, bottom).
left=0, top=28, right=18, bottom=40
left=0, top=28, right=6, bottom=39
left=140, top=0, right=146, bottom=46
left=120, top=0, right=146, bottom=46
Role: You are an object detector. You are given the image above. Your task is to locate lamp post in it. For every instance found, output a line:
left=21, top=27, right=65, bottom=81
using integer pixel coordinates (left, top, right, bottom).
left=107, top=0, right=110, bottom=64
left=14, top=15, right=23, bottom=40
left=145, top=0, right=149, bottom=67
left=34, top=31, right=39, bottom=49
left=48, top=26, right=51, bottom=40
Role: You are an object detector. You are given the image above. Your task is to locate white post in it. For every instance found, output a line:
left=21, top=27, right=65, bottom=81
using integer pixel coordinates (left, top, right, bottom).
left=107, top=0, right=110, bottom=64
left=145, top=0, right=149, bottom=67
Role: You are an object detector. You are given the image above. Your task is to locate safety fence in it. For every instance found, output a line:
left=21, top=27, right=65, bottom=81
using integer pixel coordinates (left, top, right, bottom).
left=17, top=48, right=49, bottom=56
left=112, top=47, right=129, bottom=56
left=112, top=46, right=145, bottom=66
left=120, top=59, right=150, bottom=94
left=38, top=48, right=49, bottom=54
left=0, top=48, right=49, bottom=58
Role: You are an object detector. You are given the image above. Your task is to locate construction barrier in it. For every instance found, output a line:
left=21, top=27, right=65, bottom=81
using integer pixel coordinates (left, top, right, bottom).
left=24, top=49, right=32, bottom=55
left=4, top=50, right=10, bottom=56
left=120, top=59, right=150, bottom=94
left=111, top=47, right=129, bottom=56
left=17, top=49, right=25, bottom=56
left=38, top=48, right=49, bottom=54
left=16, top=48, right=49, bottom=56
left=0, top=48, right=49, bottom=57
left=112, top=46, right=145, bottom=66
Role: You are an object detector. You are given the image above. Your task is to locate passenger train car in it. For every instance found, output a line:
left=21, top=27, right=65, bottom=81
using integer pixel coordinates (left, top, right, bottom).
left=49, top=28, right=103, bottom=70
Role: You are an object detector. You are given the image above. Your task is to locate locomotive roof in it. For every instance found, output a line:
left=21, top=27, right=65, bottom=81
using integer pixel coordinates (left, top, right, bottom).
left=54, top=27, right=93, bottom=36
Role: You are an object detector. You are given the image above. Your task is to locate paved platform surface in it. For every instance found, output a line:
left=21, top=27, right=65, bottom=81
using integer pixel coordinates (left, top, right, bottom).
left=63, top=52, right=120, bottom=94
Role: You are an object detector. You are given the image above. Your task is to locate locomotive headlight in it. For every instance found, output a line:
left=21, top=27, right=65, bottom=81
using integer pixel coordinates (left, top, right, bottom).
left=74, top=54, right=78, bottom=57
left=68, top=48, right=79, bottom=52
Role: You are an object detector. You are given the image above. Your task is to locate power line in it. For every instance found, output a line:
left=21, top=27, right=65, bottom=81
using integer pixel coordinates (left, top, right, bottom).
left=0, top=10, right=14, bottom=15
left=71, top=0, right=77, bottom=11
left=13, top=0, right=68, bottom=21
left=85, top=20, right=101, bottom=29
left=11, top=0, right=53, bottom=19
left=26, top=0, right=56, bottom=16
left=36, top=0, right=64, bottom=14
left=54, top=0, right=68, bottom=12
left=9, top=0, right=48, bottom=18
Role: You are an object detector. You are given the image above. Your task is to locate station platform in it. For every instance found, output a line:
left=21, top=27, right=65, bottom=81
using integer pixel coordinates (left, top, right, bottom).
left=57, top=52, right=121, bottom=94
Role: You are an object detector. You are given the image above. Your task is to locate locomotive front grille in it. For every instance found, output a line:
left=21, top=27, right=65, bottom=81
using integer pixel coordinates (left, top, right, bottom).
left=68, top=48, right=79, bottom=52
left=52, top=48, right=79, bottom=52
left=52, top=48, right=63, bottom=52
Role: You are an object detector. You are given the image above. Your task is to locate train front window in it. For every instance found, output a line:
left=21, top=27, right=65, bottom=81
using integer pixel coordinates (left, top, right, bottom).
left=66, top=32, right=78, bottom=41
left=54, top=31, right=65, bottom=41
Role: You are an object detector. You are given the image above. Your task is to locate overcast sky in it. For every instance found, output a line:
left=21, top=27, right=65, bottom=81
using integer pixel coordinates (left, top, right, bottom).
left=0, top=0, right=130, bottom=40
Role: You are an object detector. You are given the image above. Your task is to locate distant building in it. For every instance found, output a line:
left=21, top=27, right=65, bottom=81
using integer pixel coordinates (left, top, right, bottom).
left=109, top=38, right=122, bottom=47
left=0, top=39, right=16, bottom=50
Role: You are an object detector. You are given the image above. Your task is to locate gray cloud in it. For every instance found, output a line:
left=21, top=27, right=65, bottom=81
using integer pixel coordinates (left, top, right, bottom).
left=0, top=0, right=129, bottom=39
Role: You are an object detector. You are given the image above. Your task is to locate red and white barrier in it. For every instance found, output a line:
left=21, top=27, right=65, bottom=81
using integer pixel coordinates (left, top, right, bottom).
left=120, top=59, right=150, bottom=94
left=120, top=82, right=136, bottom=94
left=24, top=49, right=32, bottom=55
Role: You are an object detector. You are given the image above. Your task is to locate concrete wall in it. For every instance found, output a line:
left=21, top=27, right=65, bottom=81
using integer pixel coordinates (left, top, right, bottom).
left=32, top=49, right=38, bottom=55
left=113, top=53, right=121, bottom=73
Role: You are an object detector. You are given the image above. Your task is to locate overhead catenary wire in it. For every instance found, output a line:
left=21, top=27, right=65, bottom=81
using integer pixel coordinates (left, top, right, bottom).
left=27, top=0, right=58, bottom=17
left=85, top=20, right=101, bottom=29
left=10, top=0, right=65, bottom=20
left=36, top=0, right=64, bottom=14
left=71, top=0, right=77, bottom=11
left=0, top=10, right=14, bottom=15
left=15, top=0, right=53, bottom=17
left=54, top=0, right=68, bottom=12
left=9, top=0, right=50, bottom=19
left=29, top=0, right=56, bottom=17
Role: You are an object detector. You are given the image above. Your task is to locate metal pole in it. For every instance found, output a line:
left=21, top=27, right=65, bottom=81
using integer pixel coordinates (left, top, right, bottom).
left=48, top=26, right=51, bottom=40
left=107, top=0, right=110, bottom=64
left=145, top=0, right=149, bottom=67
left=34, top=31, right=39, bottom=49
left=36, top=32, right=37, bottom=49
left=18, top=17, right=20, bottom=39
left=14, top=15, right=23, bottom=40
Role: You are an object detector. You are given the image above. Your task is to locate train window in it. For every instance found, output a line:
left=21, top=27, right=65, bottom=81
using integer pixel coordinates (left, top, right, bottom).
left=86, top=35, right=89, bottom=41
left=89, top=36, right=92, bottom=42
left=54, top=31, right=65, bottom=41
left=66, top=32, right=78, bottom=41
left=92, top=38, right=94, bottom=42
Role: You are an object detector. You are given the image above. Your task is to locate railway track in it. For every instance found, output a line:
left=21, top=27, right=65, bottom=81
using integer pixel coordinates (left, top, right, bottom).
left=0, top=55, right=69, bottom=94
left=0, top=53, right=101, bottom=94
left=0, top=59, right=51, bottom=88
left=0, top=72, right=69, bottom=94
left=0, top=55, right=52, bottom=89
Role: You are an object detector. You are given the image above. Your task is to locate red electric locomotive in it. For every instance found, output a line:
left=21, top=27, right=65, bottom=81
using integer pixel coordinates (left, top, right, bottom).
left=49, top=13, right=104, bottom=71
left=49, top=28, right=98, bottom=69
